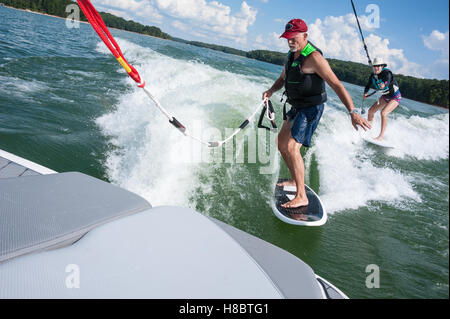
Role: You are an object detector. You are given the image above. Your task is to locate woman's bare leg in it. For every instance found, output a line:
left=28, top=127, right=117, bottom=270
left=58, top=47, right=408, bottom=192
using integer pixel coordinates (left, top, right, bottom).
left=367, top=98, right=387, bottom=124
left=375, top=100, right=399, bottom=141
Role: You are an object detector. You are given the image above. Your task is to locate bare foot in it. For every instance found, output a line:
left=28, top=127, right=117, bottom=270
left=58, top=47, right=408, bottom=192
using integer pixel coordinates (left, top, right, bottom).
left=281, top=196, right=309, bottom=208
left=374, top=136, right=383, bottom=141
left=277, top=179, right=296, bottom=187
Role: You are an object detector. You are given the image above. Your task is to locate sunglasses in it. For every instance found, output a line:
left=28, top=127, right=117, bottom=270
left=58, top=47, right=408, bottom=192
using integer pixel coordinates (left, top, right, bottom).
left=285, top=23, right=293, bottom=31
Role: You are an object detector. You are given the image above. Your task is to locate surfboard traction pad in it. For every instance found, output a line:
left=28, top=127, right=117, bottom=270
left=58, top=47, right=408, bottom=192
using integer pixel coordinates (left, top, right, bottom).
left=274, top=179, right=324, bottom=223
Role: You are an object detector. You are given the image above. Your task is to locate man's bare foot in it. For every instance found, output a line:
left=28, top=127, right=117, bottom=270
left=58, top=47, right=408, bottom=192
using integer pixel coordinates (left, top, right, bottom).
left=281, top=196, right=309, bottom=208
left=374, top=136, right=383, bottom=141
left=277, top=179, right=296, bottom=187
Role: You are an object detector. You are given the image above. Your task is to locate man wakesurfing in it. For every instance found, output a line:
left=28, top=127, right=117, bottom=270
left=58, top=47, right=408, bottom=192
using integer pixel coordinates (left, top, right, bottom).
left=263, top=19, right=371, bottom=209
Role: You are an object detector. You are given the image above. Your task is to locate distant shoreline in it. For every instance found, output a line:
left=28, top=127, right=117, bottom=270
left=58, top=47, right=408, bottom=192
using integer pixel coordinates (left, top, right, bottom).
left=3, top=5, right=87, bottom=23
left=1, top=5, right=165, bottom=41
left=2, top=4, right=448, bottom=110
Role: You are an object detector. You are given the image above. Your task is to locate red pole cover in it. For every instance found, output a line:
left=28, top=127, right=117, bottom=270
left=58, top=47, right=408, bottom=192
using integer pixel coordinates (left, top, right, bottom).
left=77, top=0, right=143, bottom=85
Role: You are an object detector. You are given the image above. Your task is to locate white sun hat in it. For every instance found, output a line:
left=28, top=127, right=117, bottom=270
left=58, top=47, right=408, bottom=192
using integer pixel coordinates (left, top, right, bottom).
left=372, top=57, right=387, bottom=67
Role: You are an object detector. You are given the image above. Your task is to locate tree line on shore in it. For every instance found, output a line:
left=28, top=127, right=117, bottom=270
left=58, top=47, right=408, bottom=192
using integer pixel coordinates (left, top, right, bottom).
left=1, top=0, right=171, bottom=39
left=246, top=50, right=448, bottom=108
left=3, top=0, right=448, bottom=108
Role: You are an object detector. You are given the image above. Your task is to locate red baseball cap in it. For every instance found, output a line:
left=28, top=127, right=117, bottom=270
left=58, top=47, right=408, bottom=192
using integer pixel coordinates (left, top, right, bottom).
left=280, top=19, right=308, bottom=39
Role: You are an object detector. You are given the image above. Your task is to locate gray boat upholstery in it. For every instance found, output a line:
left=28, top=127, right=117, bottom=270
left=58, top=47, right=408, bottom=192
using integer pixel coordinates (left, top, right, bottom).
left=0, top=156, right=39, bottom=179
left=0, top=172, right=152, bottom=263
left=207, top=217, right=324, bottom=299
left=1, top=205, right=284, bottom=298
left=317, top=277, right=346, bottom=299
left=0, top=169, right=345, bottom=298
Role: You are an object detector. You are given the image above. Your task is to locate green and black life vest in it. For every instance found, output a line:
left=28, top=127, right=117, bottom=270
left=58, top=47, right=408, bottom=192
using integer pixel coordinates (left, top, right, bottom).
left=284, top=41, right=327, bottom=108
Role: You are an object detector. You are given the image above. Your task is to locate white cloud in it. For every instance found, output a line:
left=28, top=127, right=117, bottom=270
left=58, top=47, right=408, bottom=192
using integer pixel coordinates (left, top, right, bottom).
left=94, top=0, right=163, bottom=24
left=88, top=0, right=258, bottom=46
left=255, top=15, right=447, bottom=79
left=255, top=14, right=423, bottom=77
left=255, top=34, right=263, bottom=44
left=153, top=0, right=257, bottom=44
left=253, top=31, right=287, bottom=52
left=170, top=20, right=208, bottom=39
left=422, top=30, right=449, bottom=79
left=95, top=7, right=134, bottom=21
left=171, top=20, right=189, bottom=31
left=423, top=30, right=449, bottom=55
left=307, top=14, right=423, bottom=77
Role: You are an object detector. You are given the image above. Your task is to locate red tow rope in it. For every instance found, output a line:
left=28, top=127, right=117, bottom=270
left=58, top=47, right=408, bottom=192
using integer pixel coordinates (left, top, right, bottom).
left=75, top=0, right=272, bottom=148
left=77, top=0, right=145, bottom=87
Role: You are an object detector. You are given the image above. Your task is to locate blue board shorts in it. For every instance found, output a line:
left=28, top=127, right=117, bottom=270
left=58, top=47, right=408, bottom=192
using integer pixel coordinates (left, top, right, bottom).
left=286, top=104, right=324, bottom=147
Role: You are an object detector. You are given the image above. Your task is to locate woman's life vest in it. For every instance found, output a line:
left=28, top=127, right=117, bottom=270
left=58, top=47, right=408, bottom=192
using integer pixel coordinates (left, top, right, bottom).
left=364, top=67, right=400, bottom=97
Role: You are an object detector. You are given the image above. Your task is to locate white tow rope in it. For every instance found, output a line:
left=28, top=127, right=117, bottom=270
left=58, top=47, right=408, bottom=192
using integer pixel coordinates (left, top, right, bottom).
left=142, top=85, right=272, bottom=148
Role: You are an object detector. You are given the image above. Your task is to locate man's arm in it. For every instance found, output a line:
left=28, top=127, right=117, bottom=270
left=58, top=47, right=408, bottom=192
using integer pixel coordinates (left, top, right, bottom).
left=263, top=68, right=285, bottom=99
left=310, top=52, right=371, bottom=131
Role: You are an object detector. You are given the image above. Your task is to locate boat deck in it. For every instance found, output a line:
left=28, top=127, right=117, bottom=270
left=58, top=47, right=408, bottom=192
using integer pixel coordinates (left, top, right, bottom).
left=0, top=156, right=40, bottom=178
left=0, top=149, right=56, bottom=179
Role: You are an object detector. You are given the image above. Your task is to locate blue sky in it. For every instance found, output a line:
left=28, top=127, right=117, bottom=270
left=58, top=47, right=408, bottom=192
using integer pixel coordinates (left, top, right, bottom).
left=93, top=0, right=449, bottom=79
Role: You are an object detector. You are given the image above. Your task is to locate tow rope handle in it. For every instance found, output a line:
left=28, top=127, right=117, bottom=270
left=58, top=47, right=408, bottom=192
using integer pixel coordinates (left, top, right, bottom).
left=258, top=100, right=277, bottom=132
left=169, top=117, right=186, bottom=133
left=77, top=0, right=145, bottom=87
left=366, top=90, right=378, bottom=98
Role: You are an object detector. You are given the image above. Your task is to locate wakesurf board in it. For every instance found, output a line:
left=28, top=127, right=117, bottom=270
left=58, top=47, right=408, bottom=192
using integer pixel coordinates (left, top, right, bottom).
left=363, top=137, right=394, bottom=149
left=273, top=179, right=327, bottom=226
